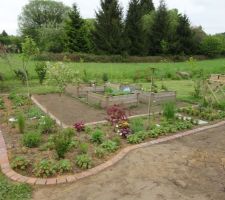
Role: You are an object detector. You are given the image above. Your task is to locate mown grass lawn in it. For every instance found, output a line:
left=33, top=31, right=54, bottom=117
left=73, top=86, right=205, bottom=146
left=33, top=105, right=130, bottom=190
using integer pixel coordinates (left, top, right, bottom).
left=0, top=171, right=32, bottom=200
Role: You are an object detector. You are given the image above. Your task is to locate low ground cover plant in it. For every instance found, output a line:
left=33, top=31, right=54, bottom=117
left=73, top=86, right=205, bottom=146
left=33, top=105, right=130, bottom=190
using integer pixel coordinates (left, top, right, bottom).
left=8, top=93, right=29, bottom=107
left=76, top=154, right=92, bottom=169
left=11, top=156, right=30, bottom=170
left=57, top=159, right=72, bottom=174
left=27, top=106, right=43, bottom=119
left=100, top=140, right=119, bottom=153
left=33, top=159, right=57, bottom=177
left=178, top=106, right=225, bottom=121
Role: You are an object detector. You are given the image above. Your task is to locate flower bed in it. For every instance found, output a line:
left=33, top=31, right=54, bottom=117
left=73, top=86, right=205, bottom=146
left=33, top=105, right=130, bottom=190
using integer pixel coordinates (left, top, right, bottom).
left=1, top=94, right=225, bottom=179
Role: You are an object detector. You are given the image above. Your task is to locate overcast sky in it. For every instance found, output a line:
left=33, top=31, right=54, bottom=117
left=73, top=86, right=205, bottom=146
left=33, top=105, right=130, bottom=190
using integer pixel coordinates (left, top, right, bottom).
left=0, top=0, right=224, bottom=35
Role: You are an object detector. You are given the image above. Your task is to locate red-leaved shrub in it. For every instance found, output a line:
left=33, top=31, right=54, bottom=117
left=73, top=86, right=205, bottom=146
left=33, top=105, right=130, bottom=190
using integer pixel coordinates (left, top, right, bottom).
left=74, top=121, right=85, bottom=132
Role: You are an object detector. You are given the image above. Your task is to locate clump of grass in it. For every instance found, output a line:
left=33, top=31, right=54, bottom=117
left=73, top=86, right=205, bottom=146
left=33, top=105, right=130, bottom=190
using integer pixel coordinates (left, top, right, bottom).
left=163, top=102, right=176, bottom=121
left=17, top=113, right=25, bottom=134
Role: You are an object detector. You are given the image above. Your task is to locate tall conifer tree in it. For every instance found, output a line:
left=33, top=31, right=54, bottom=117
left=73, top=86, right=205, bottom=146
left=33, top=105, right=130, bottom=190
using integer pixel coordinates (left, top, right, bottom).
left=140, top=0, right=155, bottom=16
left=65, top=4, right=91, bottom=52
left=125, top=0, right=145, bottom=55
left=175, top=14, right=194, bottom=55
left=93, top=0, right=125, bottom=54
left=148, top=0, right=170, bottom=55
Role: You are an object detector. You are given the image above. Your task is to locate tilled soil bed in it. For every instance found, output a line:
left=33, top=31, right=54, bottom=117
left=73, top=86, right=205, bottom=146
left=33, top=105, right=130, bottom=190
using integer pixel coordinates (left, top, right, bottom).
left=33, top=93, right=188, bottom=126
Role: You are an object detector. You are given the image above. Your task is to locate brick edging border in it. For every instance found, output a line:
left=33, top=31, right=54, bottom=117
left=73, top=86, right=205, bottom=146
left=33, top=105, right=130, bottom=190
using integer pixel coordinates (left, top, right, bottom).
left=1, top=120, right=225, bottom=185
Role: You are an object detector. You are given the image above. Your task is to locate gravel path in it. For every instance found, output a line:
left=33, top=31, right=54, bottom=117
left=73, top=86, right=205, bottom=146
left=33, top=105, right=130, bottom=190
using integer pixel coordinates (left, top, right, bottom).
left=33, top=125, right=225, bottom=200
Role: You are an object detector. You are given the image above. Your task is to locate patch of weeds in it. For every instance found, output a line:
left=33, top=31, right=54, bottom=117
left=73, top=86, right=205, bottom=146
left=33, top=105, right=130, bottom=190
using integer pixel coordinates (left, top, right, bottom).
left=79, top=143, right=89, bottom=154
left=0, top=173, right=32, bottom=200
left=130, top=118, right=145, bottom=133
left=27, top=106, right=43, bottom=119
left=39, top=116, right=55, bottom=134
left=95, top=147, right=107, bottom=158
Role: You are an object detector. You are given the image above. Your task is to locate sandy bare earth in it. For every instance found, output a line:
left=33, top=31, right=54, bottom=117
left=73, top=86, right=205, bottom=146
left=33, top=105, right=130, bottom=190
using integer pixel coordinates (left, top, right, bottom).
left=33, top=94, right=188, bottom=126
left=33, top=125, right=225, bottom=200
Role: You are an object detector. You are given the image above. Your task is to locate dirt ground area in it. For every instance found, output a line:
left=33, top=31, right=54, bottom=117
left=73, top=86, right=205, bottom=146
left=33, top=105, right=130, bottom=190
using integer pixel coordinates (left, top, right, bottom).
left=33, top=94, right=188, bottom=125
left=33, top=124, right=225, bottom=200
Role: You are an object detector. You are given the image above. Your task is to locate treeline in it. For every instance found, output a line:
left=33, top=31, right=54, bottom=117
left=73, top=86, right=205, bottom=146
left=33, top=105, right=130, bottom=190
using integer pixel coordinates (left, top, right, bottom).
left=1, top=0, right=225, bottom=58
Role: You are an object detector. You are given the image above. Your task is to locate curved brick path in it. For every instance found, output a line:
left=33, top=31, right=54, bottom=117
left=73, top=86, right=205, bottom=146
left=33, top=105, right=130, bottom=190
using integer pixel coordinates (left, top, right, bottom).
left=1, top=121, right=225, bottom=186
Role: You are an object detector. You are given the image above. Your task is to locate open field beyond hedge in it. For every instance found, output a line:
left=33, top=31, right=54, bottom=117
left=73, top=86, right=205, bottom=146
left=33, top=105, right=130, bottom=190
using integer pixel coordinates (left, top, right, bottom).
left=1, top=56, right=225, bottom=102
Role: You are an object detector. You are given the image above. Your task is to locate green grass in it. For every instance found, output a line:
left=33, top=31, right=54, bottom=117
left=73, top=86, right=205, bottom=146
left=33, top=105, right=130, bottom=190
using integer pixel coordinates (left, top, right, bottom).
left=1, top=55, right=225, bottom=102
left=141, top=80, right=195, bottom=101
left=1, top=55, right=225, bottom=81
left=0, top=172, right=32, bottom=200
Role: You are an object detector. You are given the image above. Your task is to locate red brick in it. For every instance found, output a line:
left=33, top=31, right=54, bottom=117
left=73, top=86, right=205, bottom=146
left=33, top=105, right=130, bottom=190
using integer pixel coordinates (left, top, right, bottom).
left=56, top=177, right=67, bottom=184
left=35, top=178, right=47, bottom=185
left=46, top=178, right=57, bottom=185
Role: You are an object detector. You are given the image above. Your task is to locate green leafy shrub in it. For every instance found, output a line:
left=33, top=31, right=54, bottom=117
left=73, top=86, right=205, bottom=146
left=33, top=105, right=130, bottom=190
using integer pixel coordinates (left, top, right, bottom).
left=130, top=118, right=145, bottom=133
left=53, top=130, right=73, bottom=159
left=33, top=159, right=57, bottom=177
left=76, top=154, right=92, bottom=169
left=163, top=102, right=176, bottom=121
left=79, top=143, right=88, bottom=154
left=22, top=132, right=41, bottom=148
left=11, top=156, right=29, bottom=170
left=17, top=113, right=25, bottom=134
left=39, top=116, right=55, bottom=134
left=27, top=106, right=43, bottom=119
left=100, top=140, right=118, bottom=153
left=95, top=147, right=107, bottom=158
left=57, top=159, right=72, bottom=174
left=90, top=129, right=104, bottom=144
left=35, top=62, right=47, bottom=84
left=102, top=73, right=109, bottom=82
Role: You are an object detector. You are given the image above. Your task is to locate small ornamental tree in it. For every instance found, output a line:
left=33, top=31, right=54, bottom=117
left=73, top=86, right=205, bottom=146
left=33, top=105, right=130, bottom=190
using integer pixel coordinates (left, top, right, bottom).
left=21, top=37, right=39, bottom=95
left=47, top=62, right=80, bottom=95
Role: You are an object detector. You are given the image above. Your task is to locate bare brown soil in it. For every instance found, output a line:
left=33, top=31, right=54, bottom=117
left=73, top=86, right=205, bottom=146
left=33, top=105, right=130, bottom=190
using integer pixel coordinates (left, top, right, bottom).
left=33, top=94, right=188, bottom=126
left=33, top=125, right=225, bottom=200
